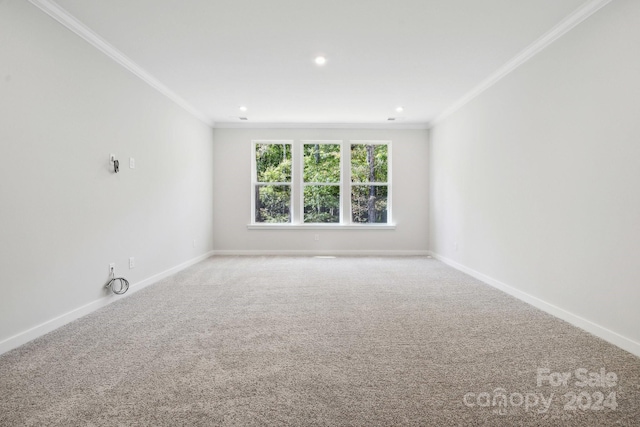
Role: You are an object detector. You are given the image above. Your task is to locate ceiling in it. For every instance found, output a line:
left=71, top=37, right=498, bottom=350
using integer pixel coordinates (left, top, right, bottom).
left=42, top=0, right=591, bottom=127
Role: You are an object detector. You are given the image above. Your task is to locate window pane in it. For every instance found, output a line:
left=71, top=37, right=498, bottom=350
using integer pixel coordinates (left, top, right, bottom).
left=255, top=185, right=291, bottom=223
left=351, top=144, right=388, bottom=183
left=303, top=185, right=340, bottom=223
left=256, top=143, right=291, bottom=182
left=351, top=185, right=388, bottom=223
left=303, top=144, right=341, bottom=183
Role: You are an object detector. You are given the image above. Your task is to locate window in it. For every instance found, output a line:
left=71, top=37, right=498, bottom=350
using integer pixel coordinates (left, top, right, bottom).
left=253, top=141, right=292, bottom=223
left=350, top=143, right=389, bottom=223
left=251, top=140, right=392, bottom=226
left=303, top=143, right=341, bottom=223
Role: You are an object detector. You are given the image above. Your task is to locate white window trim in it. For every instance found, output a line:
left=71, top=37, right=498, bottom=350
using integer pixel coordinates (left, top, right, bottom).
left=349, top=140, right=392, bottom=225
left=250, top=139, right=395, bottom=229
left=247, top=224, right=396, bottom=230
left=300, top=140, right=343, bottom=225
left=251, top=140, right=293, bottom=225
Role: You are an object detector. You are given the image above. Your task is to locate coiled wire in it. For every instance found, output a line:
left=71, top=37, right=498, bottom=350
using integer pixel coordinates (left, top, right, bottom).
left=105, top=271, right=129, bottom=295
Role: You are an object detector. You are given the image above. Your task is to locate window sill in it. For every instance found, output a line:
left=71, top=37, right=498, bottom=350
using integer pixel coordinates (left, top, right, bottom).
left=247, top=223, right=396, bottom=230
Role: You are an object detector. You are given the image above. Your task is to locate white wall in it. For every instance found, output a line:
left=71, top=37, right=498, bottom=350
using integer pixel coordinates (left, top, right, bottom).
left=429, top=0, right=640, bottom=354
left=0, top=1, right=214, bottom=352
left=212, top=128, right=429, bottom=254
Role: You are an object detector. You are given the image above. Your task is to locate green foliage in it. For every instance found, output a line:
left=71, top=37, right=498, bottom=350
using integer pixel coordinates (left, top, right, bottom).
left=256, top=143, right=291, bottom=182
left=351, top=185, right=388, bottom=223
left=255, top=185, right=290, bottom=223
left=303, top=144, right=340, bottom=183
left=302, top=144, right=341, bottom=223
left=255, top=144, right=292, bottom=223
left=304, top=185, right=340, bottom=223
left=351, top=144, right=388, bottom=183
left=351, top=144, right=388, bottom=223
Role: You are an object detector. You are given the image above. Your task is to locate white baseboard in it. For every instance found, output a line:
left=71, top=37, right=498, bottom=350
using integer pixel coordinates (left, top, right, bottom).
left=0, top=251, right=214, bottom=356
left=211, top=249, right=430, bottom=256
left=429, top=251, right=640, bottom=358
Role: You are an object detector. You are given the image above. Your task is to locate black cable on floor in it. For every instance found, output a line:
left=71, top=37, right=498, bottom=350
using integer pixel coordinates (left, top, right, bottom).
left=105, top=271, right=129, bottom=295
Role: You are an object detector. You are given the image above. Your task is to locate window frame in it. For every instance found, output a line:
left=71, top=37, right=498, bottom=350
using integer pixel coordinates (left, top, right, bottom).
left=349, top=140, right=392, bottom=225
left=251, top=140, right=294, bottom=224
left=300, top=140, right=343, bottom=225
left=250, top=139, right=394, bottom=229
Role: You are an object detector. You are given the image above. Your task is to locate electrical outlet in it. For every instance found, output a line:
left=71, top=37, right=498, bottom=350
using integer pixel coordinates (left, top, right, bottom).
left=454, top=242, right=458, bottom=251
left=314, top=234, right=320, bottom=241
left=129, top=157, right=135, bottom=169
left=109, top=263, right=115, bottom=274
left=129, top=257, right=135, bottom=269
left=192, top=239, right=196, bottom=248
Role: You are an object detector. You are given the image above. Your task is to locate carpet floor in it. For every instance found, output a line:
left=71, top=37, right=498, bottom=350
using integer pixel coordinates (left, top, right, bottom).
left=0, top=256, right=638, bottom=426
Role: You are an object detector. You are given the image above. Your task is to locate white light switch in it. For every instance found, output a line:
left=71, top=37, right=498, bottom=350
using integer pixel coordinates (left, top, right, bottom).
left=129, top=157, right=135, bottom=169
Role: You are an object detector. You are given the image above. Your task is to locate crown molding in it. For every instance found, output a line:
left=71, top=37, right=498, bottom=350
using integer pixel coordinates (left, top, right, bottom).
left=29, top=0, right=610, bottom=131
left=429, top=0, right=613, bottom=127
left=214, top=122, right=430, bottom=130
left=28, top=0, right=215, bottom=128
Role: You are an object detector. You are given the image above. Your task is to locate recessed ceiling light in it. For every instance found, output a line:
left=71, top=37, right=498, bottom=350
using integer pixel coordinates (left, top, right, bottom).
left=239, top=106, right=247, bottom=112
left=314, top=56, right=326, bottom=66
left=395, top=106, right=404, bottom=113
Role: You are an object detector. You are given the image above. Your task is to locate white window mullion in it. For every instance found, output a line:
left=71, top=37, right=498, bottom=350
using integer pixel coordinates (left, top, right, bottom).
left=250, top=143, right=257, bottom=224
left=342, top=142, right=351, bottom=225
left=292, top=141, right=302, bottom=225
left=387, top=142, right=393, bottom=224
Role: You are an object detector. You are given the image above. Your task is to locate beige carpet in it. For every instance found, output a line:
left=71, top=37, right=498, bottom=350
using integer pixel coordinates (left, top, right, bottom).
left=1, top=256, right=638, bottom=426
